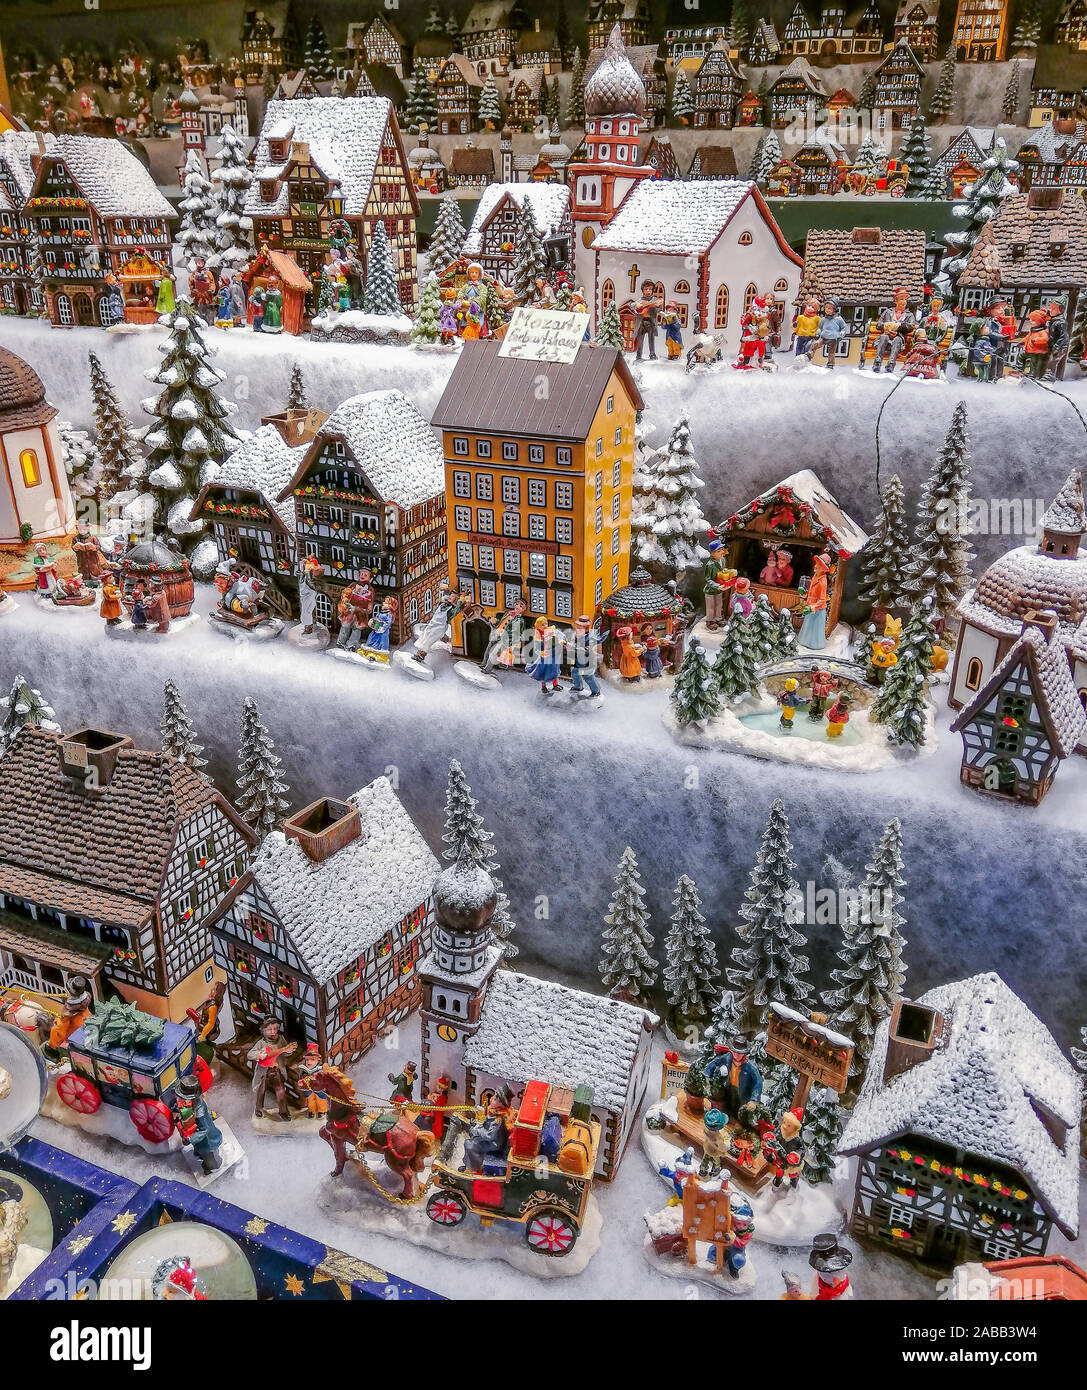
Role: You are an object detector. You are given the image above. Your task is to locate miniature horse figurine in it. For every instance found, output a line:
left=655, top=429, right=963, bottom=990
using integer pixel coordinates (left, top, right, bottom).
left=304, top=1065, right=438, bottom=1200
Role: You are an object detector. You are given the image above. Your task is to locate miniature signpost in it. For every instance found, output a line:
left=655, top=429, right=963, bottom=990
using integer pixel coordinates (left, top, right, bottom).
left=765, top=1002, right=854, bottom=1109
left=498, top=307, right=587, bottom=364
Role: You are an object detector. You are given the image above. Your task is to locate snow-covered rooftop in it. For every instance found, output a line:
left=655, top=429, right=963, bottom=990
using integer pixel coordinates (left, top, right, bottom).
left=0, top=130, right=56, bottom=202
left=40, top=135, right=175, bottom=221
left=462, top=181, right=571, bottom=256
left=464, top=970, right=656, bottom=1113
left=1041, top=469, right=1085, bottom=536
left=726, top=468, right=868, bottom=556
left=593, top=178, right=757, bottom=256
left=285, top=389, right=445, bottom=509
left=244, top=777, right=439, bottom=985
left=960, top=544, right=1087, bottom=644
left=839, top=972, right=1082, bottom=1237
left=196, top=423, right=305, bottom=529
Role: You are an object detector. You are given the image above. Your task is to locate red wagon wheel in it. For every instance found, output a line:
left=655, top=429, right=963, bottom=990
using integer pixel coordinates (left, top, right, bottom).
left=525, top=1208, right=578, bottom=1257
left=426, top=1190, right=468, bottom=1227
left=56, top=1071, right=101, bottom=1115
left=192, top=1055, right=213, bottom=1092
left=130, top=1096, right=175, bottom=1143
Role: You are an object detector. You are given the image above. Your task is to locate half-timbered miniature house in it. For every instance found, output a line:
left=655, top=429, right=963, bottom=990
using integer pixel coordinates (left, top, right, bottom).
left=790, top=133, right=851, bottom=193
left=692, top=36, right=743, bottom=130
left=738, top=91, right=766, bottom=126
left=0, top=346, right=75, bottom=549
left=0, top=130, right=52, bottom=318
left=768, top=57, right=829, bottom=127
left=23, top=135, right=175, bottom=328
left=840, top=974, right=1082, bottom=1268
left=505, top=65, right=545, bottom=127
left=434, top=54, right=485, bottom=134
left=587, top=0, right=653, bottom=50
left=245, top=96, right=418, bottom=313
left=953, top=0, right=1010, bottom=61
left=663, top=0, right=728, bottom=62
left=0, top=726, right=256, bottom=1020
left=460, top=2, right=524, bottom=75
left=718, top=469, right=868, bottom=636
left=780, top=2, right=885, bottom=59
left=894, top=0, right=941, bottom=59
left=686, top=145, right=739, bottom=179
left=935, top=126, right=995, bottom=195
left=747, top=18, right=783, bottom=65
left=1016, top=122, right=1082, bottom=191
left=448, top=143, right=495, bottom=188
left=1030, top=46, right=1087, bottom=124
left=643, top=134, right=681, bottom=179
left=1057, top=0, right=1087, bottom=48
left=419, top=855, right=657, bottom=1180
left=460, top=182, right=573, bottom=286
left=872, top=38, right=925, bottom=130
left=271, top=69, right=321, bottom=102
left=277, top=389, right=447, bottom=646
left=517, top=18, right=563, bottom=73
left=352, top=15, right=409, bottom=77
left=798, top=225, right=926, bottom=363
left=207, top=782, right=438, bottom=1066
left=241, top=3, right=301, bottom=78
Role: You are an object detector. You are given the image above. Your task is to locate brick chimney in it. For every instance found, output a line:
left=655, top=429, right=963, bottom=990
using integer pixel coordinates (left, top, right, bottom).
left=57, top=728, right=133, bottom=790
left=883, top=998, right=945, bottom=1085
left=1022, top=608, right=1059, bottom=643
left=283, top=796, right=362, bottom=863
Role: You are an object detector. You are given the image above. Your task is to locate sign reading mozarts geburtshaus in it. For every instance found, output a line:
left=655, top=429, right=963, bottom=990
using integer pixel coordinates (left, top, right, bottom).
left=497, top=307, right=587, bottom=364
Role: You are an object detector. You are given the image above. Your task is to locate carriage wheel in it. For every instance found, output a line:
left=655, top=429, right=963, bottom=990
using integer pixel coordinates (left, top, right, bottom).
left=192, top=1055, right=213, bottom=1092
left=130, top=1097, right=175, bottom=1143
left=57, top=1071, right=102, bottom=1115
left=426, top=1190, right=468, bottom=1227
left=525, top=1208, right=578, bottom=1257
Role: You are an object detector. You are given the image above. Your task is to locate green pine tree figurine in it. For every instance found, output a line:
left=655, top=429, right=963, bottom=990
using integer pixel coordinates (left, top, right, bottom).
left=599, top=847, right=658, bottom=1003
left=412, top=274, right=443, bottom=344
left=670, top=637, right=721, bottom=726
left=712, top=610, right=760, bottom=701
left=595, top=301, right=625, bottom=349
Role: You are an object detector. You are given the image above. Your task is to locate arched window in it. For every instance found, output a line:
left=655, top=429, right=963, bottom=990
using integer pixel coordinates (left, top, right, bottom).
left=408, top=595, right=419, bottom=624
left=423, top=588, right=434, bottom=616
left=97, top=294, right=118, bottom=327
left=738, top=230, right=753, bottom=245
left=715, top=285, right=729, bottom=328
left=674, top=279, right=690, bottom=295
left=744, top=282, right=757, bottom=311
left=653, top=281, right=665, bottom=300
left=601, top=278, right=615, bottom=313
left=965, top=657, right=983, bottom=691
left=774, top=278, right=789, bottom=294
left=19, top=449, right=41, bottom=487
left=56, top=294, right=72, bottom=325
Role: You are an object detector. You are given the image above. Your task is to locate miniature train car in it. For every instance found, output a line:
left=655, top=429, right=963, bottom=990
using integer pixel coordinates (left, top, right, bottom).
left=425, top=1079, right=600, bottom=1257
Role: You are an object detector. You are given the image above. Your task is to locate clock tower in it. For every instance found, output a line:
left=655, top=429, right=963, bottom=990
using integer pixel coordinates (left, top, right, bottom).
left=418, top=853, right=503, bottom=1103
left=568, top=25, right=653, bottom=301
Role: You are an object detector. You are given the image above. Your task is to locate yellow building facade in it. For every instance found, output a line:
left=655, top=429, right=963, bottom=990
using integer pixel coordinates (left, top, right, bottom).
left=431, top=340, right=644, bottom=660
left=953, top=0, right=1009, bottom=61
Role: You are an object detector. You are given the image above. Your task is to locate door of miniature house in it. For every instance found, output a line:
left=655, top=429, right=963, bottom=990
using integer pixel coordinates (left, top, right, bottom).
left=983, top=758, right=1019, bottom=797
left=464, top=616, right=491, bottom=661
left=72, top=293, right=94, bottom=326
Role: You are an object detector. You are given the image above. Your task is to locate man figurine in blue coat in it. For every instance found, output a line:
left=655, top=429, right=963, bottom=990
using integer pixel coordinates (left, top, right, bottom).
left=175, top=1074, right=222, bottom=1175
left=703, top=1035, right=762, bottom=1119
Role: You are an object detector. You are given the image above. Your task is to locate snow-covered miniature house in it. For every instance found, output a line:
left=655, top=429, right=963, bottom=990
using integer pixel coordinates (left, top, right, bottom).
left=949, top=470, right=1087, bottom=757
left=419, top=856, right=657, bottom=1180
left=460, top=182, right=573, bottom=287
left=0, top=347, right=75, bottom=550
left=839, top=973, right=1082, bottom=1270
left=718, top=469, right=868, bottom=638
left=206, top=780, right=439, bottom=1067
left=0, top=129, right=55, bottom=317
left=0, top=726, right=256, bottom=1020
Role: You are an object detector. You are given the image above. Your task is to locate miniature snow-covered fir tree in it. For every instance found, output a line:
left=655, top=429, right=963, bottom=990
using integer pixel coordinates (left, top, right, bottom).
left=712, top=611, right=760, bottom=701
left=877, top=666, right=929, bottom=749
left=748, top=594, right=778, bottom=663
left=57, top=420, right=99, bottom=499
left=704, top=989, right=745, bottom=1045
left=1001, top=61, right=1021, bottom=125
left=361, top=221, right=402, bottom=317
left=858, top=473, right=911, bottom=613
left=160, top=679, right=207, bottom=776
left=639, top=417, right=711, bottom=581
left=428, top=194, right=467, bottom=275
left=852, top=135, right=885, bottom=173
left=595, top=301, right=625, bottom=349
left=88, top=350, right=144, bottom=507
left=895, top=594, right=940, bottom=679
left=479, top=71, right=503, bottom=129
left=801, top=1086, right=841, bottom=1185
left=141, top=297, right=239, bottom=562
left=1011, top=0, right=1041, bottom=50
left=907, top=399, right=975, bottom=623
left=927, top=45, right=956, bottom=122
left=824, top=818, right=908, bottom=1094
left=670, top=637, right=721, bottom=726
left=303, top=15, right=335, bottom=80
left=945, top=138, right=1019, bottom=283
left=728, top=799, right=811, bottom=1032
left=748, top=128, right=783, bottom=185
left=236, top=697, right=290, bottom=840
left=902, top=109, right=934, bottom=197
left=774, top=607, right=798, bottom=658
left=0, top=675, right=59, bottom=755
left=565, top=46, right=585, bottom=124
left=857, top=71, right=877, bottom=111
left=286, top=363, right=305, bottom=414
left=412, top=274, right=443, bottom=344
left=511, top=200, right=548, bottom=305
left=209, top=124, right=253, bottom=277
left=442, top=759, right=517, bottom=959
left=175, top=149, right=218, bottom=269
left=728, top=0, right=753, bottom=55
left=405, top=70, right=437, bottom=134
left=599, top=846, right=658, bottom=1004
left=663, top=875, right=719, bottom=1034
left=670, top=68, right=694, bottom=126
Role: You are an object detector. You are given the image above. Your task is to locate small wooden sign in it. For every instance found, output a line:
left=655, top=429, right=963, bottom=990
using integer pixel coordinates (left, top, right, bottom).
left=765, top=1004, right=853, bottom=1096
left=660, top=1053, right=689, bottom=1101
left=498, top=307, right=586, bottom=364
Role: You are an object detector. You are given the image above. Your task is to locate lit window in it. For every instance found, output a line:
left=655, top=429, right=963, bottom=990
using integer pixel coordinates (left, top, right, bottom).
left=19, top=449, right=41, bottom=487
left=528, top=479, right=546, bottom=506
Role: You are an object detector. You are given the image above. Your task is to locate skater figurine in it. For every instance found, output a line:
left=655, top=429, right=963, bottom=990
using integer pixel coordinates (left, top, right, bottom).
left=640, top=628, right=666, bottom=679
left=297, top=554, right=325, bottom=634
left=412, top=577, right=463, bottom=666
left=246, top=1018, right=296, bottom=1121
left=568, top=614, right=605, bottom=698
left=335, top=570, right=375, bottom=651
left=793, top=297, right=820, bottom=358
left=462, top=1083, right=514, bottom=1172
left=525, top=616, right=563, bottom=692
left=1044, top=299, right=1069, bottom=380
left=613, top=624, right=645, bottom=683
left=633, top=279, right=663, bottom=361
left=661, top=299, right=684, bottom=359
left=174, top=1074, right=222, bottom=1175
left=735, top=294, right=772, bottom=370
left=481, top=598, right=529, bottom=673
left=360, top=596, right=397, bottom=663
left=298, top=1044, right=329, bottom=1118
left=900, top=327, right=941, bottom=380
left=229, top=272, right=247, bottom=325
left=45, top=975, right=92, bottom=1058
left=729, top=575, right=754, bottom=619
left=32, top=544, right=57, bottom=597
left=777, top=676, right=807, bottom=728
left=812, top=299, right=848, bottom=368
left=825, top=692, right=851, bottom=738
left=248, top=284, right=265, bottom=333
left=1018, top=308, right=1050, bottom=379
left=73, top=521, right=106, bottom=587
left=866, top=635, right=898, bottom=684
left=387, top=1060, right=417, bottom=1106
left=870, top=286, right=917, bottom=374
left=214, top=275, right=233, bottom=328
left=797, top=551, right=832, bottom=649
left=807, top=667, right=836, bottom=721
left=702, top=536, right=733, bottom=630
left=100, top=574, right=124, bottom=627
left=185, top=981, right=225, bottom=1064
left=809, top=1232, right=854, bottom=1300
left=145, top=578, right=171, bottom=633
left=128, top=582, right=148, bottom=630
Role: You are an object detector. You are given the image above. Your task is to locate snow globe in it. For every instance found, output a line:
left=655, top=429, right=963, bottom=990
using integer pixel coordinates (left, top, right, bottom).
left=0, top=1021, right=47, bottom=1151
left=96, top=1221, right=258, bottom=1300
left=0, top=1169, right=54, bottom=1299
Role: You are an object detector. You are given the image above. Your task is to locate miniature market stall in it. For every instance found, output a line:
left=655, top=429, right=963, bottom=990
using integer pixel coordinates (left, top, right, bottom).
left=116, top=250, right=173, bottom=325
left=596, top=566, right=687, bottom=674
left=115, top=538, right=195, bottom=618
left=242, top=246, right=311, bottom=336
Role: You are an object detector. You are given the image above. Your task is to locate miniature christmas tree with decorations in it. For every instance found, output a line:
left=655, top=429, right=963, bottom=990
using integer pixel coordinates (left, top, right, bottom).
left=361, top=221, right=402, bottom=317
left=0, top=675, right=59, bottom=756
left=636, top=417, right=711, bottom=582
left=412, top=274, right=443, bottom=344
left=728, top=799, right=811, bottom=1032
left=442, top=759, right=517, bottom=959
left=161, top=679, right=208, bottom=776
left=670, top=68, right=693, bottom=126
left=88, top=350, right=145, bottom=505
left=945, top=138, right=1019, bottom=284
left=927, top=45, right=956, bottom=122
left=175, top=150, right=219, bottom=270
left=823, top=818, right=907, bottom=1096
left=511, top=200, right=548, bottom=305
left=236, top=696, right=290, bottom=840
left=428, top=194, right=467, bottom=274
left=596, top=301, right=625, bottom=349
left=801, top=1086, right=842, bottom=1184
left=858, top=474, right=911, bottom=614
left=663, top=875, right=719, bottom=1036
left=907, top=400, right=975, bottom=623
left=209, top=124, right=254, bottom=278
left=670, top=637, right=721, bottom=726
left=599, top=846, right=658, bottom=1004
left=712, top=610, right=760, bottom=701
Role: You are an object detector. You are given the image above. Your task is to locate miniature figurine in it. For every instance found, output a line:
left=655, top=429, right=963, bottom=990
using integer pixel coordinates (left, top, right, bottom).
left=416, top=1075, right=451, bottom=1138
left=44, top=975, right=92, bottom=1060
left=633, top=280, right=663, bottom=361
left=702, top=537, right=732, bottom=630
left=703, top=1037, right=763, bottom=1118
left=387, top=1060, right=417, bottom=1106
left=720, top=1193, right=755, bottom=1278
left=0, top=1178, right=27, bottom=1293
left=51, top=574, right=93, bottom=607
left=461, top=1082, right=514, bottom=1172
left=793, top=297, right=821, bottom=359
left=640, top=627, right=666, bottom=679
left=1018, top=307, right=1049, bottom=380
left=156, top=274, right=176, bottom=315
left=128, top=582, right=148, bottom=630
left=525, top=617, right=563, bottom=693
left=1044, top=299, right=1069, bottom=380
left=781, top=1270, right=806, bottom=1299
left=246, top=1018, right=296, bottom=1121
left=152, top=1255, right=207, bottom=1301
left=189, top=258, right=216, bottom=324
left=661, top=299, right=684, bottom=360
left=612, top=624, right=645, bottom=684
left=807, top=667, right=836, bottom=722
left=533, top=277, right=556, bottom=309
left=297, top=554, right=325, bottom=635
left=229, top=272, right=247, bottom=326
left=729, top=575, right=754, bottom=619
left=360, top=596, right=397, bottom=663
left=735, top=294, right=772, bottom=371
left=568, top=615, right=605, bottom=699
left=797, top=552, right=832, bottom=649
left=215, top=275, right=234, bottom=328
left=99, top=574, right=124, bottom=627
left=871, top=286, right=917, bottom=374
left=248, top=284, right=266, bottom=333
left=762, top=1107, right=805, bottom=1189
left=261, top=281, right=283, bottom=334
left=809, top=1232, right=854, bottom=1300
left=411, top=577, right=463, bottom=666
left=174, top=1073, right=222, bottom=1175
left=777, top=676, right=806, bottom=729
left=812, top=299, right=848, bottom=369
left=866, top=635, right=898, bottom=684
left=72, top=520, right=106, bottom=587
left=102, top=273, right=125, bottom=325
left=186, top=981, right=225, bottom=1065
left=438, top=288, right=459, bottom=345
left=825, top=692, right=851, bottom=738
left=335, top=571, right=375, bottom=652
left=481, top=598, right=529, bottom=673
left=145, top=578, right=171, bottom=633
left=969, top=322, right=1004, bottom=382
left=32, top=544, right=57, bottom=598
left=900, top=327, right=941, bottom=380
left=298, top=1044, right=329, bottom=1120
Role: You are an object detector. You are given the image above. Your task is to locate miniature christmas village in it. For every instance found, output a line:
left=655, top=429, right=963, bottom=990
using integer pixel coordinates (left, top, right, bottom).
left=0, top=0, right=1086, bottom=1313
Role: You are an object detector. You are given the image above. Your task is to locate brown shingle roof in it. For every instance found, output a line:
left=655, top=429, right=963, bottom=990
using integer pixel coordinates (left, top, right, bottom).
left=431, top=340, right=644, bottom=442
left=0, top=907, right=113, bottom=976
left=450, top=146, right=495, bottom=177
left=1032, top=44, right=1087, bottom=93
left=958, top=190, right=1087, bottom=291
left=799, top=226, right=926, bottom=304
left=0, top=347, right=56, bottom=432
left=689, top=144, right=737, bottom=177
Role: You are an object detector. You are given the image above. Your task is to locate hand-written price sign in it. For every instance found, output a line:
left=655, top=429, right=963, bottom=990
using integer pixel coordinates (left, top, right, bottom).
left=498, top=307, right=586, bottom=364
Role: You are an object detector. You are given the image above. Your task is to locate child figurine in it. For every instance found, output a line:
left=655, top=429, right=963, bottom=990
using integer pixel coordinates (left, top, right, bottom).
left=1019, top=307, right=1050, bottom=379
left=32, top=543, right=58, bottom=597
left=248, top=284, right=265, bottom=333
left=360, top=596, right=397, bottom=663
left=866, top=635, right=898, bottom=684
left=797, top=552, right=831, bottom=649
left=775, top=547, right=794, bottom=586
left=734, top=294, right=772, bottom=370
left=214, top=275, right=233, bottom=328
left=729, top=575, right=754, bottom=619
left=128, top=582, right=148, bottom=629
left=812, top=298, right=848, bottom=369
left=661, top=299, right=684, bottom=360
left=613, top=624, right=645, bottom=683
left=190, top=258, right=216, bottom=323
left=793, top=297, right=820, bottom=358
left=298, top=1044, right=329, bottom=1120
left=900, top=327, right=941, bottom=380
left=760, top=548, right=783, bottom=585
left=640, top=627, right=665, bottom=679
left=807, top=667, right=836, bottom=721
left=825, top=692, right=851, bottom=738
left=438, top=288, right=458, bottom=344
left=777, top=676, right=807, bottom=729
left=100, top=573, right=124, bottom=627
left=633, top=279, right=662, bottom=361
left=387, top=1060, right=417, bottom=1106
left=174, top=1073, right=222, bottom=1175
left=525, top=616, right=563, bottom=693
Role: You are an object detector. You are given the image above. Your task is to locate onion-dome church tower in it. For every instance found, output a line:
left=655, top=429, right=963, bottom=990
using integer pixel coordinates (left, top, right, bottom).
left=418, top=852, right=503, bottom=1102
left=569, top=24, right=653, bottom=296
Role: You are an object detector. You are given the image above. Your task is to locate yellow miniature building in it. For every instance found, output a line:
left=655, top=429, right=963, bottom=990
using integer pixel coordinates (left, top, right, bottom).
left=431, top=340, right=644, bottom=661
left=953, top=0, right=1009, bottom=61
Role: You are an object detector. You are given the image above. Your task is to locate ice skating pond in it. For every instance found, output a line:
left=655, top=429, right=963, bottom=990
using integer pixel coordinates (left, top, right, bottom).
left=738, top=707, right=864, bottom=746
